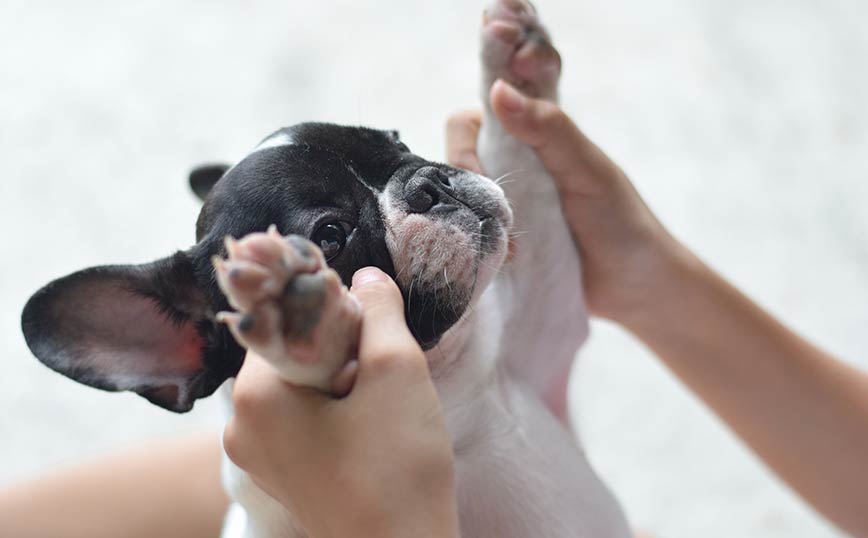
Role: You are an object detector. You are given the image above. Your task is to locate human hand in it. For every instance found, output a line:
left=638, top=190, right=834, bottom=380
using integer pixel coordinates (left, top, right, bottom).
left=222, top=267, right=458, bottom=538
left=447, top=80, right=694, bottom=327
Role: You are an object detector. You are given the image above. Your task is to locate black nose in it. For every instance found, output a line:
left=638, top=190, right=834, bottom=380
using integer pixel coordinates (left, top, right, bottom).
left=404, top=167, right=452, bottom=213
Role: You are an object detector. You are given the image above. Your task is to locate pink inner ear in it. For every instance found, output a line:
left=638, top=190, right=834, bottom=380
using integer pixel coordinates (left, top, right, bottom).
left=81, top=291, right=206, bottom=380
left=23, top=254, right=217, bottom=412
left=157, top=315, right=206, bottom=373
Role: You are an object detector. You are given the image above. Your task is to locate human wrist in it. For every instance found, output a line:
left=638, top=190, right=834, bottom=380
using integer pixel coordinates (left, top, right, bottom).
left=382, top=471, right=459, bottom=538
left=343, top=494, right=459, bottom=538
left=614, top=236, right=710, bottom=337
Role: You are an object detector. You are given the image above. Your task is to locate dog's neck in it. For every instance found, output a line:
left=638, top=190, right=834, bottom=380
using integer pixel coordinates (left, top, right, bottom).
left=425, top=281, right=507, bottom=448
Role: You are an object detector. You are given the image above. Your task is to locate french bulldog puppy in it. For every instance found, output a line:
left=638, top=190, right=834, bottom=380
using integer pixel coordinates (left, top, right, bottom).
left=21, top=1, right=632, bottom=536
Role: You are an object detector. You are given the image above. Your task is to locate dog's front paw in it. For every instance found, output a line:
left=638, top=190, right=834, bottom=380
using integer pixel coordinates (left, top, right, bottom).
left=481, top=0, right=561, bottom=102
left=213, top=225, right=361, bottom=391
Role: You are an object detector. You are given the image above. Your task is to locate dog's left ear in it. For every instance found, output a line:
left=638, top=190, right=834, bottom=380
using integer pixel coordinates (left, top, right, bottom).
left=189, top=163, right=231, bottom=201
left=21, top=250, right=237, bottom=412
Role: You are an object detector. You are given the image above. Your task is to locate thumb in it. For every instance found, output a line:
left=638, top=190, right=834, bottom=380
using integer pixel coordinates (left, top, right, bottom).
left=489, top=79, right=620, bottom=197
left=349, top=267, right=426, bottom=376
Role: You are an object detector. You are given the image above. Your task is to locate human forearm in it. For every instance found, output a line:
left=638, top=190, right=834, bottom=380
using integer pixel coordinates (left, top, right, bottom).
left=0, top=432, right=228, bottom=538
left=624, top=251, right=868, bottom=536
left=446, top=82, right=868, bottom=534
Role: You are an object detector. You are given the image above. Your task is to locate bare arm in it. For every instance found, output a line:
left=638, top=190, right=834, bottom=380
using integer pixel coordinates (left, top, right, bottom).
left=626, top=252, right=868, bottom=535
left=447, top=81, right=868, bottom=536
left=0, top=432, right=228, bottom=538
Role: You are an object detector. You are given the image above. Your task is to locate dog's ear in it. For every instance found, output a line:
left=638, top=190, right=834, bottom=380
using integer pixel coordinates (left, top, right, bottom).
left=189, top=163, right=231, bottom=201
left=21, top=251, right=235, bottom=412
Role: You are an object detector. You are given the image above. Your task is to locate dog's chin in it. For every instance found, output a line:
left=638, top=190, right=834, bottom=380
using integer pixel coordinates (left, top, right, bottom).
left=384, top=167, right=513, bottom=350
left=402, top=215, right=510, bottom=351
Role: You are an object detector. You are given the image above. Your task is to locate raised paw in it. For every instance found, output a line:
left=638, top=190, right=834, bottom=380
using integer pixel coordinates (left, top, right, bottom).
left=213, top=225, right=361, bottom=392
left=481, top=0, right=561, bottom=102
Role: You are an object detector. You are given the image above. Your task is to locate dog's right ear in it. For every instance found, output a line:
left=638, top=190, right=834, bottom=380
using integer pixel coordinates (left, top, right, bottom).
left=189, top=163, right=231, bottom=201
left=21, top=251, right=239, bottom=413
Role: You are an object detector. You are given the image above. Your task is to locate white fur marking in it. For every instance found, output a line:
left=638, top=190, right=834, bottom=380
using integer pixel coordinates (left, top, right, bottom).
left=251, top=132, right=293, bottom=154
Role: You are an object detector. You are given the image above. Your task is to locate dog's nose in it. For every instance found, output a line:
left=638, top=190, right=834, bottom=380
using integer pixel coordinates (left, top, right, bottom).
left=404, top=167, right=452, bottom=213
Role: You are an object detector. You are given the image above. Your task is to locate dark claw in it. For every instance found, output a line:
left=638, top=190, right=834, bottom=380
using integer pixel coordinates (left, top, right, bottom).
left=239, top=313, right=255, bottom=332
left=286, top=235, right=315, bottom=261
left=282, top=274, right=327, bottom=337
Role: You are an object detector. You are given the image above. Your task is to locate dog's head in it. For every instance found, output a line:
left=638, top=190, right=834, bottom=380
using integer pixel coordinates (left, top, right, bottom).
left=21, top=123, right=512, bottom=412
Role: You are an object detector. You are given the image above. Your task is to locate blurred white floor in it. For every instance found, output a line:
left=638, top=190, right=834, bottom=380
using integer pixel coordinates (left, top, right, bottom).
left=1, top=1, right=866, bottom=536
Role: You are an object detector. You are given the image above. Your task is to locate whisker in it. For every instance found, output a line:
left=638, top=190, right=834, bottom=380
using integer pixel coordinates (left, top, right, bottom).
left=443, top=269, right=453, bottom=297
left=493, top=169, right=528, bottom=186
left=407, top=275, right=417, bottom=318
left=394, top=263, right=410, bottom=283
left=494, top=177, right=523, bottom=187
left=431, top=284, right=439, bottom=344
left=477, top=259, right=507, bottom=276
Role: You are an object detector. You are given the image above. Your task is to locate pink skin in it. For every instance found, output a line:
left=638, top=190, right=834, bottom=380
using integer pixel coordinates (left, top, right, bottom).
left=212, top=225, right=361, bottom=395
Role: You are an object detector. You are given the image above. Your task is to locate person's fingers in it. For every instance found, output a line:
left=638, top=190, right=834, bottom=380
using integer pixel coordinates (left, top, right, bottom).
left=349, top=267, right=426, bottom=379
left=446, top=110, right=484, bottom=174
left=330, top=359, right=359, bottom=397
left=231, top=351, right=318, bottom=413
left=489, top=79, right=622, bottom=197
left=223, top=351, right=321, bottom=467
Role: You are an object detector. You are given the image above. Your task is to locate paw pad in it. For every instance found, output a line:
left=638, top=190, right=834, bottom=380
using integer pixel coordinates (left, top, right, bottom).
left=482, top=0, right=561, bottom=100
left=213, top=225, right=361, bottom=391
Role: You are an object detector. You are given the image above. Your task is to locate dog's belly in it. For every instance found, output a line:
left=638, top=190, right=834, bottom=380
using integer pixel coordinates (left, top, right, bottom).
left=452, top=380, right=631, bottom=538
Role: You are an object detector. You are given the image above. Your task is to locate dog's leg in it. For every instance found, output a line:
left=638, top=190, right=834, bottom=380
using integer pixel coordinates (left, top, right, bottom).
left=478, top=0, right=588, bottom=422
left=213, top=225, right=361, bottom=392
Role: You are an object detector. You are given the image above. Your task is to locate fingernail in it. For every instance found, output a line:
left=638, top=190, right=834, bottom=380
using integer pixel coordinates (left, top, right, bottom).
left=496, top=79, right=525, bottom=113
left=352, top=267, right=390, bottom=288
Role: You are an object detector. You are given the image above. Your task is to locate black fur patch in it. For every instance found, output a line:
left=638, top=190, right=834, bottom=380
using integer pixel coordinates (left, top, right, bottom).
left=22, top=123, right=499, bottom=411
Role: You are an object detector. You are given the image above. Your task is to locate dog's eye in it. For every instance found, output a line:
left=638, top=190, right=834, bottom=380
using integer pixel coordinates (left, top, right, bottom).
left=312, top=222, right=351, bottom=261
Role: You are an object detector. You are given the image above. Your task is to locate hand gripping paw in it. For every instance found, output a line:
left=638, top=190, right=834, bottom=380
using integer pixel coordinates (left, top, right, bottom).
left=213, top=225, right=361, bottom=394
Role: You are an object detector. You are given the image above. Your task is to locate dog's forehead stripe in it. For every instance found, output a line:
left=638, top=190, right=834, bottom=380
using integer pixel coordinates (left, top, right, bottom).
left=242, top=128, right=394, bottom=199
left=250, top=132, right=294, bottom=154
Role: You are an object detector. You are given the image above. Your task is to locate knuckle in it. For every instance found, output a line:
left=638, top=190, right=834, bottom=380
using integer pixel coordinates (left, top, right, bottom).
left=446, top=110, right=482, bottom=141
left=366, top=346, right=425, bottom=375
left=222, top=421, right=246, bottom=466
left=450, top=151, right=481, bottom=172
left=446, top=113, right=464, bottom=131
left=538, top=102, right=568, bottom=130
left=528, top=103, right=574, bottom=150
left=366, top=349, right=403, bottom=372
left=231, top=383, right=265, bottom=416
left=446, top=110, right=475, bottom=129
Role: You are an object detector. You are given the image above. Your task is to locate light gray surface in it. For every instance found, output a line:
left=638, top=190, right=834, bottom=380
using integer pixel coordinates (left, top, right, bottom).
left=1, top=1, right=865, bottom=536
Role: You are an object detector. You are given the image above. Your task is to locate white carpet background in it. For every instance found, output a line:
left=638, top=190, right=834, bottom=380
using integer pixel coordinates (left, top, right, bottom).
left=1, top=1, right=866, bottom=536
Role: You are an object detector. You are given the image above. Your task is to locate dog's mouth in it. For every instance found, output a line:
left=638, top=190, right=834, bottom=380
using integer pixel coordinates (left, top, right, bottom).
left=405, top=216, right=506, bottom=350
left=383, top=170, right=512, bottom=349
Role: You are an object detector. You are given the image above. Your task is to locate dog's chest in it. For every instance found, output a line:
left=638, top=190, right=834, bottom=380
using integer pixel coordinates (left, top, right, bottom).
left=448, top=381, right=631, bottom=538
left=219, top=349, right=630, bottom=538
